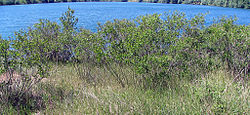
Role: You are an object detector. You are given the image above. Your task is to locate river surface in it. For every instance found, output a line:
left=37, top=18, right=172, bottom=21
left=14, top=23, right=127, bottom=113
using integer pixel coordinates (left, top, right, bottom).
left=0, top=2, right=249, bottom=39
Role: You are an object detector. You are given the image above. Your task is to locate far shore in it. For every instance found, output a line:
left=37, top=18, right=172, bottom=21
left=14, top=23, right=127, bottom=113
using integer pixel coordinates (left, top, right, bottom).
left=0, top=1, right=249, bottom=9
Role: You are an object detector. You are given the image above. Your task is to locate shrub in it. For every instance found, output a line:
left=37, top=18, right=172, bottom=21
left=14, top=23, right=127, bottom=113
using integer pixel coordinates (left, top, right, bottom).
left=97, top=12, right=249, bottom=88
left=1, top=8, right=248, bottom=90
left=0, top=37, right=46, bottom=113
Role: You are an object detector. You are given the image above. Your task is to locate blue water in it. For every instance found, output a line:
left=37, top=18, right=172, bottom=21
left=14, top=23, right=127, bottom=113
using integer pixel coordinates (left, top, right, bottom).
left=0, top=2, right=249, bottom=39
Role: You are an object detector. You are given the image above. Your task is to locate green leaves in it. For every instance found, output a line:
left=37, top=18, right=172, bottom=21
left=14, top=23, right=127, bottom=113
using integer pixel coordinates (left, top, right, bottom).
left=60, top=7, right=78, bottom=32
left=0, top=38, right=10, bottom=73
left=96, top=11, right=249, bottom=87
left=0, top=8, right=248, bottom=89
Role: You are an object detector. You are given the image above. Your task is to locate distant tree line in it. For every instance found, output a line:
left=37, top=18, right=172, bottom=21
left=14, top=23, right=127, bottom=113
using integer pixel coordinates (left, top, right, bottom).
left=0, top=0, right=129, bottom=5
left=0, top=0, right=249, bottom=9
left=156, top=0, right=250, bottom=9
left=0, top=0, right=249, bottom=8
left=146, top=0, right=249, bottom=9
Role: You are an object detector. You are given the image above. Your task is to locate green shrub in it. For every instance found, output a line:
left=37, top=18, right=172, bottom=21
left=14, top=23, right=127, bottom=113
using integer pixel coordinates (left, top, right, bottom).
left=1, top=8, right=249, bottom=89
left=0, top=37, right=46, bottom=113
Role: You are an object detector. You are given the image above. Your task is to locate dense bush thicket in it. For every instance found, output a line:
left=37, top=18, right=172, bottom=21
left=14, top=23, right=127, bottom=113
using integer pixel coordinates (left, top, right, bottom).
left=97, top=12, right=249, bottom=87
left=1, top=8, right=249, bottom=89
left=0, top=0, right=249, bottom=9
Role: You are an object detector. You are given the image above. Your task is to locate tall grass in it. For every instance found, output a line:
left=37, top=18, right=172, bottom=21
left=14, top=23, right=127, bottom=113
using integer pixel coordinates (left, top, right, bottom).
left=2, top=63, right=248, bottom=114
left=34, top=66, right=249, bottom=114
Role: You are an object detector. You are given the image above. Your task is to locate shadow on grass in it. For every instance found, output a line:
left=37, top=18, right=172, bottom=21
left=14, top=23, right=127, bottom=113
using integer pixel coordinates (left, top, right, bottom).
left=0, top=83, right=45, bottom=114
left=0, top=80, right=73, bottom=114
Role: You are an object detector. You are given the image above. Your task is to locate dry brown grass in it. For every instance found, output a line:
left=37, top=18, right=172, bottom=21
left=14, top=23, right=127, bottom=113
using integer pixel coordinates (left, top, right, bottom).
left=0, top=71, right=22, bottom=83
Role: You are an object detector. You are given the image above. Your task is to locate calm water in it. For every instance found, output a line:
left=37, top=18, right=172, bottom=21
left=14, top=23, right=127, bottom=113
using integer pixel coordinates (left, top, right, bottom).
left=0, top=2, right=249, bottom=39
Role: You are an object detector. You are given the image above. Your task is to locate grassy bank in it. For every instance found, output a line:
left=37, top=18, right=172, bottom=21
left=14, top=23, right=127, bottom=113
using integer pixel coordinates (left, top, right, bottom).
left=35, top=69, right=250, bottom=114
left=0, top=8, right=249, bottom=114
left=1, top=65, right=249, bottom=114
left=39, top=68, right=249, bottom=114
left=0, top=0, right=249, bottom=9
